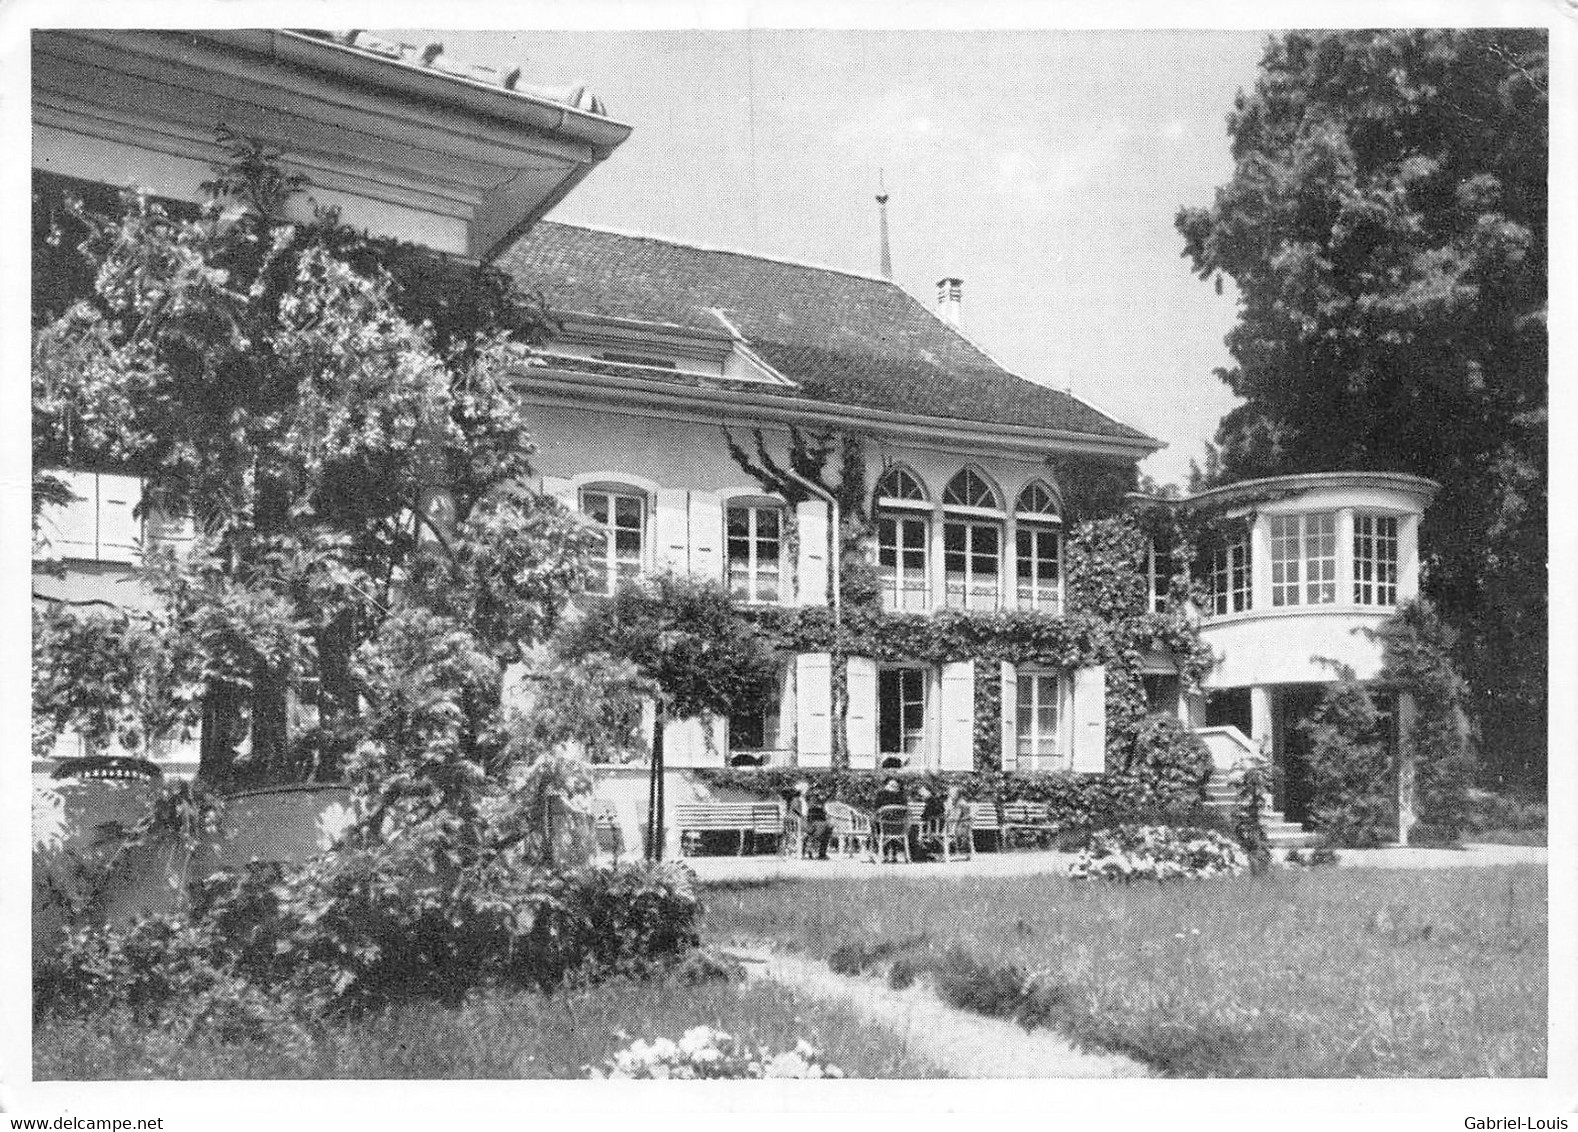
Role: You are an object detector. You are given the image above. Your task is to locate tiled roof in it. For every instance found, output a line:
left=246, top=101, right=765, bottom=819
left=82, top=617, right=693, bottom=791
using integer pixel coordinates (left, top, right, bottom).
left=292, top=30, right=613, bottom=116
left=496, top=222, right=1155, bottom=443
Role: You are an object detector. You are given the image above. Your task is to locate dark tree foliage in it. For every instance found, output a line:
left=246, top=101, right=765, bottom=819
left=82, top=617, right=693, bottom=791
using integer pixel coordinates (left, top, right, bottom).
left=1177, top=30, right=1547, bottom=787
left=555, top=573, right=781, bottom=856
left=32, top=136, right=591, bottom=788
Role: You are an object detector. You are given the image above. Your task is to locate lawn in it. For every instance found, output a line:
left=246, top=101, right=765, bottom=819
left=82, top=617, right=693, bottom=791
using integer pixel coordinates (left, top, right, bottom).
left=701, top=864, right=1547, bottom=1078
left=35, top=972, right=942, bottom=1080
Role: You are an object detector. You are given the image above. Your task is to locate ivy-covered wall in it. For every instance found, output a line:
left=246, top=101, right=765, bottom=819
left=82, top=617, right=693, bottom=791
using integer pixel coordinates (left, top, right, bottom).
left=741, top=514, right=1215, bottom=778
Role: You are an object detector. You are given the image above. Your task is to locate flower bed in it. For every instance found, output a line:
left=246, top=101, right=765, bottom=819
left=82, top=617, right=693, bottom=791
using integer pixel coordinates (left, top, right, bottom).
left=590, top=1025, right=844, bottom=1079
left=1067, top=824, right=1248, bottom=882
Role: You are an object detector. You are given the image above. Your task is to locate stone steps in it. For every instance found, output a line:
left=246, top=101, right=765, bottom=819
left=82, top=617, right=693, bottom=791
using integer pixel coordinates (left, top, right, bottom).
left=1203, top=772, right=1319, bottom=848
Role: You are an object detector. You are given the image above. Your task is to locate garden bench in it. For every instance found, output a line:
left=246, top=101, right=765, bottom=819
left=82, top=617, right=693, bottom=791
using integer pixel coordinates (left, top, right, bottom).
left=905, top=802, right=976, bottom=862
left=675, top=802, right=784, bottom=856
left=968, top=801, right=1002, bottom=852
left=1000, top=801, right=1057, bottom=846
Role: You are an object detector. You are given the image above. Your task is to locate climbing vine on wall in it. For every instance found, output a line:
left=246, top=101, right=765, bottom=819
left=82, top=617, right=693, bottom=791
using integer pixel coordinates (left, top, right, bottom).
left=741, top=515, right=1215, bottom=776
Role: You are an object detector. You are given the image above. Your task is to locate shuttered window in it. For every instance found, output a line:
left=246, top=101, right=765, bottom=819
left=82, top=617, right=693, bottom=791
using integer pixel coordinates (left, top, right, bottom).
left=727, top=504, right=782, bottom=604
left=582, top=488, right=644, bottom=596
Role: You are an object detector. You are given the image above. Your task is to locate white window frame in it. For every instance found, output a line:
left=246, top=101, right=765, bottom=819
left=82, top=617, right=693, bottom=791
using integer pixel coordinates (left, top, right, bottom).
left=1271, top=512, right=1337, bottom=607
left=878, top=665, right=929, bottom=762
left=726, top=503, right=783, bottom=605
left=1016, top=521, right=1061, bottom=613
left=1210, top=535, right=1252, bottom=616
left=1015, top=669, right=1066, bottom=772
left=944, top=517, right=1002, bottom=610
left=878, top=511, right=930, bottom=613
left=1147, top=541, right=1172, bottom=614
left=581, top=487, right=646, bottom=597
left=942, top=467, right=1001, bottom=509
left=1352, top=513, right=1399, bottom=606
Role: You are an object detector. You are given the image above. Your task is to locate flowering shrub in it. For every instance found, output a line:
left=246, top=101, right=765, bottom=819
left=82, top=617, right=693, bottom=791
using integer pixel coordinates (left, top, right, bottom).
left=590, top=1026, right=844, bottom=1079
left=1067, top=824, right=1248, bottom=881
left=36, top=858, right=703, bottom=1024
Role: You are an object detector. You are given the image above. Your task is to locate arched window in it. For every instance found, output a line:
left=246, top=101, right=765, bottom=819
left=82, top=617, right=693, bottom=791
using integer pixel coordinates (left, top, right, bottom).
left=874, top=466, right=929, bottom=612
left=580, top=485, right=646, bottom=596
left=943, top=467, right=1002, bottom=510
left=875, top=466, right=928, bottom=503
left=1014, top=480, right=1061, bottom=613
left=942, top=467, right=1004, bottom=611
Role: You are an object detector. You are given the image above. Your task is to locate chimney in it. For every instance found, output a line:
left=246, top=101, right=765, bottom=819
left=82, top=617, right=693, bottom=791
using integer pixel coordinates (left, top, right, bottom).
left=936, top=277, right=963, bottom=326
left=876, top=173, right=893, bottom=280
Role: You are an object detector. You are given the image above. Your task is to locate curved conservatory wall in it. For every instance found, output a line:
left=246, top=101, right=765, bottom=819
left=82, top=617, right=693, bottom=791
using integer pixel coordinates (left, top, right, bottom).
left=1190, top=472, right=1439, bottom=689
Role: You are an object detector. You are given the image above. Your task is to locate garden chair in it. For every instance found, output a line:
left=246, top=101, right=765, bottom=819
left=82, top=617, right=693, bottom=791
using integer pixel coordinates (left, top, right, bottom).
left=939, top=808, right=973, bottom=861
left=826, top=801, right=873, bottom=857
left=875, top=805, right=910, bottom=863
left=780, top=808, right=806, bottom=858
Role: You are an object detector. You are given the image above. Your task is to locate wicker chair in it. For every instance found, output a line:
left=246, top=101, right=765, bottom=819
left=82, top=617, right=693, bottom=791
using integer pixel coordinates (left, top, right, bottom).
left=826, top=801, right=873, bottom=857
left=875, top=805, right=911, bottom=863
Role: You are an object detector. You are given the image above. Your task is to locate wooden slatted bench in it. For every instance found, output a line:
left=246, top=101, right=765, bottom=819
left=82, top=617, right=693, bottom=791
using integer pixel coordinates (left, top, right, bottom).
left=676, top=802, right=783, bottom=856
left=968, top=801, right=1002, bottom=852
left=1000, top=800, right=1056, bottom=846
left=905, top=801, right=983, bottom=862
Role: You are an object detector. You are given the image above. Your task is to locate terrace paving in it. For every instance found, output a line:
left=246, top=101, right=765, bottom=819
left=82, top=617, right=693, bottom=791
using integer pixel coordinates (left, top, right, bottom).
left=680, top=842, right=1547, bottom=883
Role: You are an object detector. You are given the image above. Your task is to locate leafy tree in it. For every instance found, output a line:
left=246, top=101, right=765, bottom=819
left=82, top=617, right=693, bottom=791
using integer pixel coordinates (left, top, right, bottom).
left=1298, top=673, right=1394, bottom=848
left=32, top=136, right=594, bottom=788
left=556, top=574, right=780, bottom=858
left=1177, top=30, right=1548, bottom=788
left=1375, top=600, right=1476, bottom=838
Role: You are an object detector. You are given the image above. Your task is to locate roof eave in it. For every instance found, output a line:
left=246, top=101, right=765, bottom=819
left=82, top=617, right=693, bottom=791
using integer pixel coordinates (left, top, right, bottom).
left=514, top=364, right=1163, bottom=461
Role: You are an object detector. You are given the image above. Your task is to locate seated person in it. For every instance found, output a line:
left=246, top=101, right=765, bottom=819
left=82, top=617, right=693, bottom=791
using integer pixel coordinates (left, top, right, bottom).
left=791, top=781, right=833, bottom=860
left=910, top=784, right=945, bottom=862
left=873, top=778, right=907, bottom=861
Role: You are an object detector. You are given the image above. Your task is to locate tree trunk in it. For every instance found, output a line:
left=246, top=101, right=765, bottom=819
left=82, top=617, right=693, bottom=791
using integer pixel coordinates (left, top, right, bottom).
left=243, top=472, right=294, bottom=786
left=313, top=612, right=357, bottom=781
left=197, top=681, right=245, bottom=789
left=647, top=711, right=666, bottom=860
left=248, top=663, right=291, bottom=786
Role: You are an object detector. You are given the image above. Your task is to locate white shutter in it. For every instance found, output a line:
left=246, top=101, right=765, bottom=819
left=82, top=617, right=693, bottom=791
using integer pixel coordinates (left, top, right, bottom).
left=940, top=660, right=975, bottom=770
left=664, top=714, right=696, bottom=766
left=688, top=491, right=724, bottom=582
left=640, top=699, right=658, bottom=759
left=653, top=488, right=690, bottom=575
left=999, top=661, right=1017, bottom=771
left=541, top=475, right=578, bottom=511
left=795, top=652, right=832, bottom=767
left=40, top=470, right=98, bottom=560
left=146, top=503, right=196, bottom=557
left=776, top=666, right=796, bottom=757
left=664, top=714, right=726, bottom=768
left=794, top=498, right=829, bottom=607
left=96, top=474, right=142, bottom=564
left=845, top=656, right=878, bottom=769
left=1070, top=665, right=1107, bottom=773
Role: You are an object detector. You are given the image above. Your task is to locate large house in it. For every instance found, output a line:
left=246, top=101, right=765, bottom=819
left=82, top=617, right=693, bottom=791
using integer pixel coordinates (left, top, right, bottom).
left=31, top=29, right=1437, bottom=850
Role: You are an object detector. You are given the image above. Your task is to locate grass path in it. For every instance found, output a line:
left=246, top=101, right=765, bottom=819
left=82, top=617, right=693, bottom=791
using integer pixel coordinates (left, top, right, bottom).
left=740, top=950, right=1152, bottom=1078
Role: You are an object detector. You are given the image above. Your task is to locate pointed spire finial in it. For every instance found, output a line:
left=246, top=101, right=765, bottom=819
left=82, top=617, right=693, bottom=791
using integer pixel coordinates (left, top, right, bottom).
left=876, top=169, right=893, bottom=280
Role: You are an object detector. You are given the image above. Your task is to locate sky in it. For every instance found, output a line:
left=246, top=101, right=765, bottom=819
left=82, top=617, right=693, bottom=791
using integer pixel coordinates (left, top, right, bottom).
left=414, top=28, right=1268, bottom=487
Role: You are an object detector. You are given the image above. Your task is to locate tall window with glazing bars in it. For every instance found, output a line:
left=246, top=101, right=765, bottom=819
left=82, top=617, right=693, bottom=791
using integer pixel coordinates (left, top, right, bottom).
left=1353, top=513, right=1398, bottom=606
left=1209, top=527, right=1252, bottom=615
